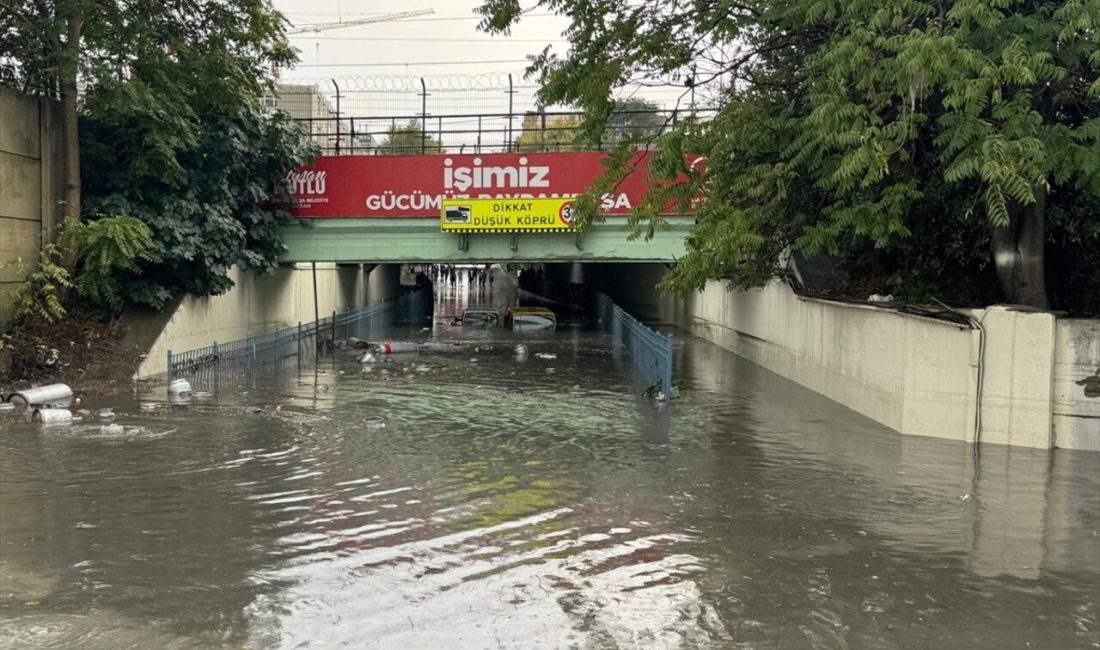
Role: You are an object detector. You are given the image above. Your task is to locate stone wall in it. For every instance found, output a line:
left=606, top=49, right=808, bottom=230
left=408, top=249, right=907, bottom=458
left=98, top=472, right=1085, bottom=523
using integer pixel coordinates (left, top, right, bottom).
left=0, top=87, right=64, bottom=331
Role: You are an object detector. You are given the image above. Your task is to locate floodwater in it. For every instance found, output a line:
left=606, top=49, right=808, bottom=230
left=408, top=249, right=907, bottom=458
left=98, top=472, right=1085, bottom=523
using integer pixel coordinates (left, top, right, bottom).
left=1, top=275, right=1098, bottom=649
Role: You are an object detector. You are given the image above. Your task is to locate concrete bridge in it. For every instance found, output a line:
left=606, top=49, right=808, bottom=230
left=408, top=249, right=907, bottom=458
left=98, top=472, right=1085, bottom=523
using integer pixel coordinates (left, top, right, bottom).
left=278, top=150, right=692, bottom=263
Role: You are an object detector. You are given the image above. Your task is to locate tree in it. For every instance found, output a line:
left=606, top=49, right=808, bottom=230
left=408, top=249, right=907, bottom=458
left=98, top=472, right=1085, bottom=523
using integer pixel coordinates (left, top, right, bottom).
left=514, top=113, right=584, bottom=151
left=479, top=0, right=1099, bottom=310
left=377, top=120, right=443, bottom=154
left=514, top=100, right=665, bottom=151
left=80, top=96, right=314, bottom=308
left=2, top=0, right=312, bottom=308
left=0, top=0, right=296, bottom=222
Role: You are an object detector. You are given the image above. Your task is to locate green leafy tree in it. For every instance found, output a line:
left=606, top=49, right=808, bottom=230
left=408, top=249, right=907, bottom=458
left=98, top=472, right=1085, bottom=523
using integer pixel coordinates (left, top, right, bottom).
left=58, top=216, right=153, bottom=312
left=0, top=0, right=296, bottom=222
left=479, top=0, right=1099, bottom=310
left=515, top=113, right=584, bottom=151
left=3, top=245, right=73, bottom=324
left=3, top=0, right=314, bottom=308
left=378, top=120, right=443, bottom=154
left=515, top=100, right=665, bottom=151
left=80, top=100, right=314, bottom=308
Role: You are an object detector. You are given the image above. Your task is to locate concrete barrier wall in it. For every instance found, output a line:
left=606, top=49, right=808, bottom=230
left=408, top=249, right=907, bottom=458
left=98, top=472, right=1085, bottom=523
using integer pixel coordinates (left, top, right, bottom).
left=593, top=264, right=1098, bottom=451
left=0, top=87, right=64, bottom=331
left=134, top=263, right=394, bottom=378
left=1053, top=320, right=1100, bottom=450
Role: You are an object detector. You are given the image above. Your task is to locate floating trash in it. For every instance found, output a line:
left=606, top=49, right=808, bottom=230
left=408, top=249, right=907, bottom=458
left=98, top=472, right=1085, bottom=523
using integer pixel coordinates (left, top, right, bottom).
left=8, top=383, right=73, bottom=407
left=514, top=344, right=529, bottom=355
left=375, top=341, right=418, bottom=354
left=32, top=408, right=72, bottom=425
left=99, top=424, right=125, bottom=436
left=503, top=387, right=523, bottom=396
left=168, top=379, right=192, bottom=395
left=97, top=408, right=115, bottom=421
left=359, top=351, right=378, bottom=364
left=535, top=353, right=557, bottom=360
left=246, top=407, right=263, bottom=416
left=469, top=358, right=479, bottom=363
left=546, top=368, right=557, bottom=374
left=362, top=416, right=386, bottom=430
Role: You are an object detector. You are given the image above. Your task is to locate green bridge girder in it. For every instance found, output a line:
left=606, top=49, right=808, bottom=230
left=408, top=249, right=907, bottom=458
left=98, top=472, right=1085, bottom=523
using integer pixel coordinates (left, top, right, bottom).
left=278, top=217, right=692, bottom=263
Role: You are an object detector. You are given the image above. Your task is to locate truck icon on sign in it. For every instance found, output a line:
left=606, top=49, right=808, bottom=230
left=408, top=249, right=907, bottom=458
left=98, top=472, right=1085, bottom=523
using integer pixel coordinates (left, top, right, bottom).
left=444, top=205, right=471, bottom=224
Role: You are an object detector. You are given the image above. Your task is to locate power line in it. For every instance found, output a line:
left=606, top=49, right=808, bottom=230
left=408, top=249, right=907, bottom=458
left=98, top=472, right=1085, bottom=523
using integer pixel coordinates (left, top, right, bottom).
left=285, top=13, right=556, bottom=24
left=292, top=59, right=531, bottom=68
left=288, top=36, right=566, bottom=42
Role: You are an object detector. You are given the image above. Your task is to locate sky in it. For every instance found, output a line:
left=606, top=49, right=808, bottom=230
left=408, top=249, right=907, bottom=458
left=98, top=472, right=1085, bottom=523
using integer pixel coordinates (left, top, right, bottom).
left=270, top=0, right=695, bottom=119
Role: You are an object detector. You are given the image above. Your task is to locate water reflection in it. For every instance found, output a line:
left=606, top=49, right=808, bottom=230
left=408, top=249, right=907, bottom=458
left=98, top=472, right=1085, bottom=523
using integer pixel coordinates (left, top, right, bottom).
left=0, top=282, right=1097, bottom=648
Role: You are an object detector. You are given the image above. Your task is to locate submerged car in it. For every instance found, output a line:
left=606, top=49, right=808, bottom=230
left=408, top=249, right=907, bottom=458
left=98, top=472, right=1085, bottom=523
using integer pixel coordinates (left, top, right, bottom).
left=505, top=306, right=557, bottom=331
left=461, top=309, right=501, bottom=326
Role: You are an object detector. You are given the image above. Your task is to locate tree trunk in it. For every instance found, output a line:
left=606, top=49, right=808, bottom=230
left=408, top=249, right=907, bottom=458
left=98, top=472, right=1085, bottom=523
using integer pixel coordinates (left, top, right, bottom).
left=991, top=184, right=1050, bottom=309
left=59, top=16, right=83, bottom=221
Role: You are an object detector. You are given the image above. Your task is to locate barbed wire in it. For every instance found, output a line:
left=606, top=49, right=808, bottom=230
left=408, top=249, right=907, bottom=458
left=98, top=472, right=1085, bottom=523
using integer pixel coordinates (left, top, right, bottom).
left=281, top=72, right=539, bottom=92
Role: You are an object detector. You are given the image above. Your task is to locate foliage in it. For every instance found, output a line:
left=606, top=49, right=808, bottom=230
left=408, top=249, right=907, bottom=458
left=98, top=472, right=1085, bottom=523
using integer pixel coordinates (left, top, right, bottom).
left=81, top=97, right=316, bottom=308
left=514, top=100, right=666, bottom=151
left=377, top=120, right=444, bottom=154
left=1, top=0, right=295, bottom=101
left=515, top=114, right=584, bottom=151
left=2, top=0, right=309, bottom=309
left=58, top=216, right=153, bottom=312
left=3, top=244, right=73, bottom=324
left=479, top=0, right=1100, bottom=312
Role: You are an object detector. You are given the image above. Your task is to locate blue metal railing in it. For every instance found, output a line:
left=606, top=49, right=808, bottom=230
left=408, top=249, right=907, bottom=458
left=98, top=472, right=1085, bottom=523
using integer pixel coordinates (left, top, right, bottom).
left=166, top=290, right=430, bottom=389
left=596, top=293, right=673, bottom=405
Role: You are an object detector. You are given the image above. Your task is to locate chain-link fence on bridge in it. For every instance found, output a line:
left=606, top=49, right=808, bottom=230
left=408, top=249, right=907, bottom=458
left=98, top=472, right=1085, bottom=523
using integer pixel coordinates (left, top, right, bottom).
left=272, top=73, right=717, bottom=155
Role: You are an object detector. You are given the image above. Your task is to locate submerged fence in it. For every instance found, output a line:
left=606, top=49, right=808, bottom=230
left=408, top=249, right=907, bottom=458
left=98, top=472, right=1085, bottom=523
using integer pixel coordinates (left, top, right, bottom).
left=597, top=293, right=673, bottom=405
left=166, top=291, right=430, bottom=390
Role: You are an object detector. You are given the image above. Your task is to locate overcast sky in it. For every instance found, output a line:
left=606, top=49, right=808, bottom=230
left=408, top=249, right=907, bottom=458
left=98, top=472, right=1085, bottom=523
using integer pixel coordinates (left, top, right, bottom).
left=274, top=0, right=567, bottom=78
left=271, top=0, right=694, bottom=117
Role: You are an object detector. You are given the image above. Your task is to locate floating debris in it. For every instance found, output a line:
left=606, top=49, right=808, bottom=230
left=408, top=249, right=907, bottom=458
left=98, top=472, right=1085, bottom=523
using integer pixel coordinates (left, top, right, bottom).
left=362, top=416, right=386, bottom=430
left=535, top=353, right=558, bottom=360
left=32, top=408, right=72, bottom=425
left=97, top=408, right=115, bottom=421
left=503, top=387, right=524, bottom=396
left=8, top=383, right=73, bottom=407
left=168, top=379, right=192, bottom=395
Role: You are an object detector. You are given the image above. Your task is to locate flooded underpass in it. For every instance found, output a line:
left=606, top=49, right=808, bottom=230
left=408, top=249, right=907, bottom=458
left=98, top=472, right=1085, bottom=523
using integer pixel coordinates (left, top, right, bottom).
left=1, top=271, right=1098, bottom=649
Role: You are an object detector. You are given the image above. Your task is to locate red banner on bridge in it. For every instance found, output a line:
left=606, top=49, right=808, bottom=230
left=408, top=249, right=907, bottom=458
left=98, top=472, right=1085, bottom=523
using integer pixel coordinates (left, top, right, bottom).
left=286, top=151, right=671, bottom=218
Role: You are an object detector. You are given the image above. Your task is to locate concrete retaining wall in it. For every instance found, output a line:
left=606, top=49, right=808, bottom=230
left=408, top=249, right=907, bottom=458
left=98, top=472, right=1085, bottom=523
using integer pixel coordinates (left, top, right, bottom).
left=593, top=264, right=1098, bottom=451
left=133, top=263, right=395, bottom=378
left=0, top=87, right=64, bottom=331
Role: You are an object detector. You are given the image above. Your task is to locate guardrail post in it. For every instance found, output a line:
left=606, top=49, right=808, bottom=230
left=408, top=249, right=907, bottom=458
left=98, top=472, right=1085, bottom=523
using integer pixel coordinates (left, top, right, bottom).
left=213, top=341, right=220, bottom=391
left=297, top=322, right=302, bottom=375
left=166, top=349, right=173, bottom=384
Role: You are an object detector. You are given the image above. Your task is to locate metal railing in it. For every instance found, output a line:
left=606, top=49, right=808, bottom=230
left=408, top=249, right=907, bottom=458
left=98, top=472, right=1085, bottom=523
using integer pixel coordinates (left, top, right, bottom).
left=597, top=293, right=673, bottom=405
left=294, top=108, right=716, bottom=156
left=166, top=290, right=430, bottom=390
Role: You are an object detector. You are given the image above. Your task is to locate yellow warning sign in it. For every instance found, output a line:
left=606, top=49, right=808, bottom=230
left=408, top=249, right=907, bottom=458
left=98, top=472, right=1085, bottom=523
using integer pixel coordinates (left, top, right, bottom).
left=441, top=198, right=575, bottom=233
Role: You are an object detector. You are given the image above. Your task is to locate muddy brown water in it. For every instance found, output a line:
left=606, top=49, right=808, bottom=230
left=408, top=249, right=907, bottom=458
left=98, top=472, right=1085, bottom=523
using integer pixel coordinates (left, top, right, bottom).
left=1, top=280, right=1098, bottom=649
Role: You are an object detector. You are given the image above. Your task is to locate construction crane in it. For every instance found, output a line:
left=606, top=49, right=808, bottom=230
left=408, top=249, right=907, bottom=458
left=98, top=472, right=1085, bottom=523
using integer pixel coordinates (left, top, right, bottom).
left=286, top=9, right=434, bottom=35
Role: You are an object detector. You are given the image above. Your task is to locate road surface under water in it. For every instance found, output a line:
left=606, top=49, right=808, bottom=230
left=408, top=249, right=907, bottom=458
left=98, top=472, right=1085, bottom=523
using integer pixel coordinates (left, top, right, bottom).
left=1, top=276, right=1098, bottom=649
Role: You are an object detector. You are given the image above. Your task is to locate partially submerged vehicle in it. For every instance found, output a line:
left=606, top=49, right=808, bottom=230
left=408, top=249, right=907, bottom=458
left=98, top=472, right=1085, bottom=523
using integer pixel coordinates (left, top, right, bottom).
left=462, top=309, right=501, bottom=326
left=504, top=306, right=556, bottom=331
